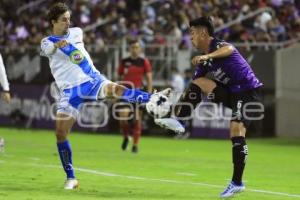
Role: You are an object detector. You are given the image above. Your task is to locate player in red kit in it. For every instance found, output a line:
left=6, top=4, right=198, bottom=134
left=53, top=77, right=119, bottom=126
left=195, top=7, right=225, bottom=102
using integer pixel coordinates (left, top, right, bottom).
left=117, top=39, right=153, bottom=153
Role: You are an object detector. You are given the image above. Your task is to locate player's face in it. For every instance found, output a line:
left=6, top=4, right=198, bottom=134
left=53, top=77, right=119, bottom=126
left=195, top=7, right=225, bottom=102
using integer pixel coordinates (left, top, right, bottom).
left=129, top=42, right=141, bottom=58
left=52, top=11, right=71, bottom=35
left=190, top=26, right=207, bottom=50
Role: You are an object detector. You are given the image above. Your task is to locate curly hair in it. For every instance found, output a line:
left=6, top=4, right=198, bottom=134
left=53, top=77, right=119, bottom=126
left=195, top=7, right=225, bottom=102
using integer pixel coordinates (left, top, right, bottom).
left=47, top=2, right=69, bottom=26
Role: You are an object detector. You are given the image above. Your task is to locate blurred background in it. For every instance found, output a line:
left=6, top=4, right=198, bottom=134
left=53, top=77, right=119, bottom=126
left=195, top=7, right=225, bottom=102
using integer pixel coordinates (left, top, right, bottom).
left=0, top=0, right=299, bottom=138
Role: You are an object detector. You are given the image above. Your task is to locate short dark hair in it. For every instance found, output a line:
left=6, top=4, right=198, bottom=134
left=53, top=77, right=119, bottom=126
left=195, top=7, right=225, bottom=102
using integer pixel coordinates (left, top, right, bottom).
left=47, top=2, right=69, bottom=25
left=189, top=16, right=214, bottom=36
left=128, top=39, right=139, bottom=46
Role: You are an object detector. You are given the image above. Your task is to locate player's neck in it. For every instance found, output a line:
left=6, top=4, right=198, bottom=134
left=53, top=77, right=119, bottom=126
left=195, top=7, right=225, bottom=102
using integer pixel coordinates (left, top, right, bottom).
left=203, top=37, right=213, bottom=54
left=130, top=55, right=139, bottom=59
left=52, top=28, right=68, bottom=36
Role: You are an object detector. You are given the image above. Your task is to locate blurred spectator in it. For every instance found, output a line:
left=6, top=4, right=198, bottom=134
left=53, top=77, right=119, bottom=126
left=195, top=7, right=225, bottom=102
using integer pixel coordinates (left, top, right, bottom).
left=0, top=0, right=299, bottom=52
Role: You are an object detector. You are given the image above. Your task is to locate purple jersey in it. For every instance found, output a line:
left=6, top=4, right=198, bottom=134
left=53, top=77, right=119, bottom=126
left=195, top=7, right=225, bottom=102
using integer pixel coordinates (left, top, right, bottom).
left=193, top=38, right=263, bottom=93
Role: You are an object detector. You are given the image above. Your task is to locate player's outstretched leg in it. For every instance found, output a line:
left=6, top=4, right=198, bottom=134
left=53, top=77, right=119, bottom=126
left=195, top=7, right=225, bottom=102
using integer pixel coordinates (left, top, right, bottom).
left=56, top=113, right=79, bottom=190
left=103, top=82, right=172, bottom=104
left=155, top=82, right=203, bottom=133
left=103, top=83, right=151, bottom=103
left=155, top=78, right=229, bottom=134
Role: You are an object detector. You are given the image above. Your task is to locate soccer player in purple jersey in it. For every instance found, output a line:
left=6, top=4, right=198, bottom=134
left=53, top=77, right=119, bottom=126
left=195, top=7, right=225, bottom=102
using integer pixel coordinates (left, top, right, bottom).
left=155, top=17, right=263, bottom=198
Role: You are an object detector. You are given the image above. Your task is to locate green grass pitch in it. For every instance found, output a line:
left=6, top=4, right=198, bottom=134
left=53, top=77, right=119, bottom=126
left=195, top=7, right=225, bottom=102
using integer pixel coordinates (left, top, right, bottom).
left=0, top=128, right=299, bottom=200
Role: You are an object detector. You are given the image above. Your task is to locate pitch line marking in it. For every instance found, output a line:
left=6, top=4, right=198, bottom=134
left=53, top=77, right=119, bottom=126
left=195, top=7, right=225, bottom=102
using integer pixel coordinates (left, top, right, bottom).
left=27, top=157, right=41, bottom=161
left=2, top=160, right=300, bottom=199
left=74, top=166, right=300, bottom=198
left=1, top=153, right=14, bottom=158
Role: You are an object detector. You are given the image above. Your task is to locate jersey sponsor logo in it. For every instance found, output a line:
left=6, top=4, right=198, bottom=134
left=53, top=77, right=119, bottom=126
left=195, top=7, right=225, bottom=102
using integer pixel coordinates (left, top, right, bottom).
left=211, top=68, right=230, bottom=84
left=125, top=62, right=132, bottom=67
left=203, top=58, right=213, bottom=67
left=70, top=50, right=84, bottom=64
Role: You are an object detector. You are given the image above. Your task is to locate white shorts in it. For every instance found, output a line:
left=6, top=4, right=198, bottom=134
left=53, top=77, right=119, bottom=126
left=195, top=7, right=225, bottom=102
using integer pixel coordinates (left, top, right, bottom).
left=55, top=74, right=111, bottom=119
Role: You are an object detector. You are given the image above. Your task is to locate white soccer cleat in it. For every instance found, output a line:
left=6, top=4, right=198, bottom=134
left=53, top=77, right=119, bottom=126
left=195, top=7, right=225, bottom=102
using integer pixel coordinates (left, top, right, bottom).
left=64, top=178, right=79, bottom=190
left=154, top=118, right=185, bottom=134
left=154, top=88, right=172, bottom=97
left=220, top=181, right=245, bottom=198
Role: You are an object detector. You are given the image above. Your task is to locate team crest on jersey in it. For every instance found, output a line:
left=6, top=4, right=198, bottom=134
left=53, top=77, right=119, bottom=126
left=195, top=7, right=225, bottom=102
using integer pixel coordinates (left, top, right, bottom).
left=70, top=50, right=84, bottom=64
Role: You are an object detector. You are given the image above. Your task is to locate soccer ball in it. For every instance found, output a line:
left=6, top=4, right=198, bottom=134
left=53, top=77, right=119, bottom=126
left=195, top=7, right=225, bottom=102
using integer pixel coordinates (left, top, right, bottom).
left=146, top=93, right=172, bottom=118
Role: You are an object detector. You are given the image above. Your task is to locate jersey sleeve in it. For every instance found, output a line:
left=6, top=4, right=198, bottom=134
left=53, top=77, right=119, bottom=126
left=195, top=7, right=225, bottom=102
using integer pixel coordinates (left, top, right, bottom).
left=215, top=40, right=233, bottom=49
left=192, top=64, right=208, bottom=80
left=0, top=54, right=9, bottom=91
left=143, top=58, right=152, bottom=73
left=40, top=38, right=55, bottom=56
left=75, top=27, right=84, bottom=41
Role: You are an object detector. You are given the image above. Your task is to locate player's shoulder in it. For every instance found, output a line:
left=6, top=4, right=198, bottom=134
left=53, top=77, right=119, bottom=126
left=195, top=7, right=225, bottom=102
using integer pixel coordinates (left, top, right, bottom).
left=41, top=36, right=51, bottom=46
left=136, top=56, right=149, bottom=65
left=140, top=56, right=151, bottom=66
left=70, top=27, right=83, bottom=34
left=142, top=56, right=150, bottom=62
left=121, top=57, right=131, bottom=63
left=214, top=38, right=233, bottom=49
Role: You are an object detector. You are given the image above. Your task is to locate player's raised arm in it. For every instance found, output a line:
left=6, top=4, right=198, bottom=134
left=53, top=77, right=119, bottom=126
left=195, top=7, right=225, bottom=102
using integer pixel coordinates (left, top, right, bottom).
left=41, top=38, right=56, bottom=56
left=206, top=44, right=234, bottom=59
left=41, top=38, right=69, bottom=56
left=192, top=44, right=234, bottom=65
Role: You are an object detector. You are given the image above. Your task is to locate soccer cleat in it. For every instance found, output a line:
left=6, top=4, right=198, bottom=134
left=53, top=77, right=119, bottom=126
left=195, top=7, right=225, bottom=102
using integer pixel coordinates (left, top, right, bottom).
left=154, top=118, right=185, bottom=134
left=220, top=181, right=245, bottom=198
left=64, top=178, right=79, bottom=190
left=121, top=137, right=129, bottom=151
left=131, top=145, right=138, bottom=153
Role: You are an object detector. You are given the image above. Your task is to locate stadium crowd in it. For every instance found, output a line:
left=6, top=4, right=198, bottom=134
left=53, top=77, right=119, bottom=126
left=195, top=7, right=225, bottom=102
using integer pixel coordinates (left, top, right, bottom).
left=0, top=0, right=299, bottom=52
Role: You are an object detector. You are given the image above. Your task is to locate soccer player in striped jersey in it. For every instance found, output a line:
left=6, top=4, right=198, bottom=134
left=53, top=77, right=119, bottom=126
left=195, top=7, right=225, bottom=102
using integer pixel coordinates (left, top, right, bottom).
left=41, top=3, right=166, bottom=189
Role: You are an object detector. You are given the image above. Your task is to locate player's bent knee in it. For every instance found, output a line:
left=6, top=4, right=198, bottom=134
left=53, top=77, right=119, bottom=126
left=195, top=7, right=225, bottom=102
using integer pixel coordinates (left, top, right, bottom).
left=114, top=84, right=126, bottom=97
left=55, top=116, right=75, bottom=142
left=119, top=110, right=131, bottom=119
left=103, top=83, right=114, bottom=97
left=55, top=129, right=68, bottom=141
left=192, top=77, right=216, bottom=94
left=104, top=83, right=126, bottom=98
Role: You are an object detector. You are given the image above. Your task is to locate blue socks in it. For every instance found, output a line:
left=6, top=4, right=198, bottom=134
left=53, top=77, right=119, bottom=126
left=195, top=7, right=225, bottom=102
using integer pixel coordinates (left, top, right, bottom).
left=121, top=88, right=151, bottom=103
left=57, top=140, right=75, bottom=179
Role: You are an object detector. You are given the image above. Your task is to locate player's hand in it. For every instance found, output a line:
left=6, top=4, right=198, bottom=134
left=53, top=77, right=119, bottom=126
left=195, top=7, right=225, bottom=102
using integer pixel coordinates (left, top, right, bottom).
left=54, top=40, right=68, bottom=48
left=1, top=91, right=11, bottom=103
left=191, top=55, right=210, bottom=65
